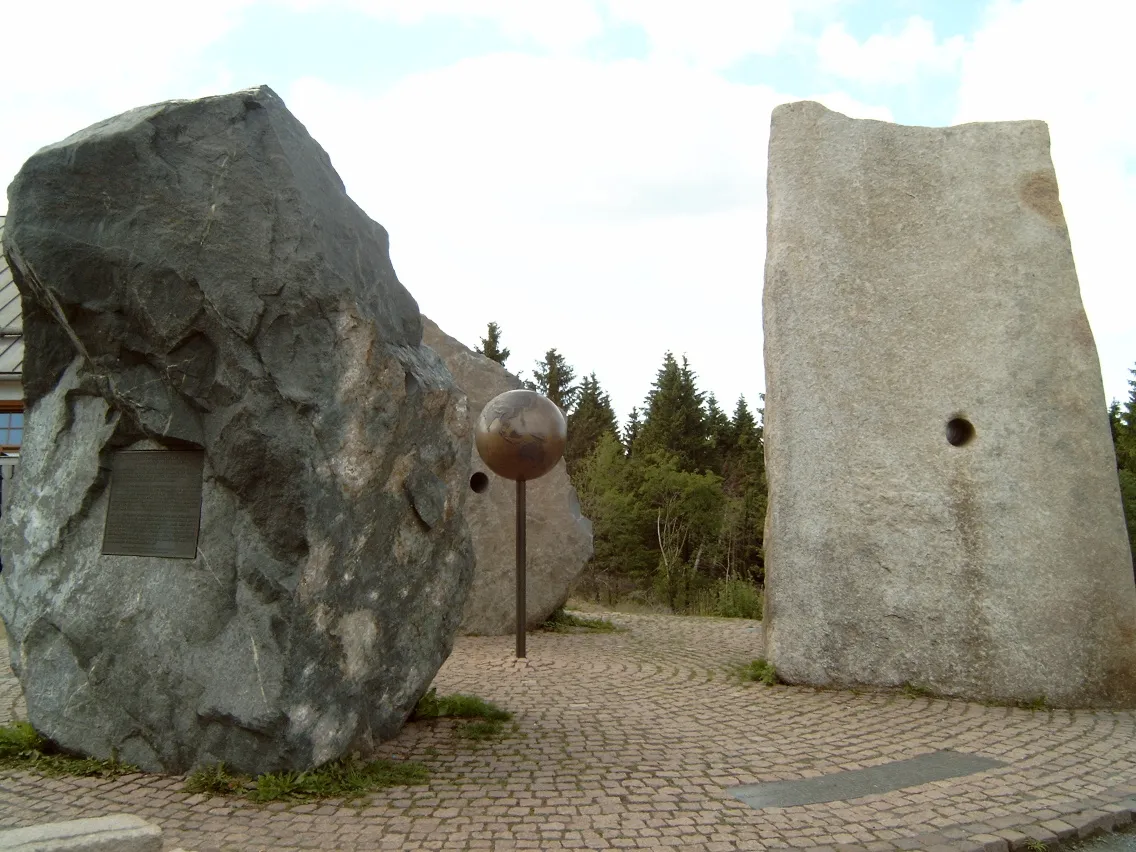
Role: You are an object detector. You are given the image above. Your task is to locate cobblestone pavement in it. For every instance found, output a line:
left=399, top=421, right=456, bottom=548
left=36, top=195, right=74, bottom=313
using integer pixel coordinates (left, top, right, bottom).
left=1, top=612, right=1135, bottom=851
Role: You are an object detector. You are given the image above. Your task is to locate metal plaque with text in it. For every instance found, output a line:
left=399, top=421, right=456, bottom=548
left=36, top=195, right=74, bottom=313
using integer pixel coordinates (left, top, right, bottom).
left=101, top=450, right=205, bottom=559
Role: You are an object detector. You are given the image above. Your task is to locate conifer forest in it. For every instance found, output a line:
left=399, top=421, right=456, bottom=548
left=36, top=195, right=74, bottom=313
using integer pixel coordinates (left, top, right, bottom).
left=480, top=323, right=1136, bottom=618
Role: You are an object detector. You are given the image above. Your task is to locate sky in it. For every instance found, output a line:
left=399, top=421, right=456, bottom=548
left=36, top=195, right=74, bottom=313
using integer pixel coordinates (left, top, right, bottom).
left=1, top=0, right=1133, bottom=425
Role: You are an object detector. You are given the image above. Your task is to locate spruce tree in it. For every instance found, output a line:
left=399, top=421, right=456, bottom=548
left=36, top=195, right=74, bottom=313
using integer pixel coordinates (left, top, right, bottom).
left=1112, top=364, right=1136, bottom=575
left=1121, top=366, right=1136, bottom=471
left=566, top=374, right=619, bottom=476
left=716, top=394, right=767, bottom=583
left=730, top=395, right=758, bottom=447
left=623, top=407, right=642, bottom=457
left=705, top=393, right=732, bottom=476
left=478, top=321, right=511, bottom=366
left=1110, top=401, right=1125, bottom=468
left=637, top=352, right=709, bottom=472
left=574, top=432, right=657, bottom=598
left=531, top=348, right=579, bottom=412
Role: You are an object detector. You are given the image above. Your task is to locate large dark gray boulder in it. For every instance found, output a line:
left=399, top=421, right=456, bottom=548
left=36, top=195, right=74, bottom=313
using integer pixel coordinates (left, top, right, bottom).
left=0, top=86, right=475, bottom=774
left=762, top=101, right=1136, bottom=707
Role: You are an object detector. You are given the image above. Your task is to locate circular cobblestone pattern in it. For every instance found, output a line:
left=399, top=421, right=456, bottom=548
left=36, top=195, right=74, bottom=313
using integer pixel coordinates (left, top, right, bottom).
left=2, top=612, right=1135, bottom=851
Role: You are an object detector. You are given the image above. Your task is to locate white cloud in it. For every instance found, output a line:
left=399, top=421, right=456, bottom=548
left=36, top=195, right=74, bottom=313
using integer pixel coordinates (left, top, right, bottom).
left=605, top=0, right=850, bottom=69
left=817, top=16, right=965, bottom=85
left=284, top=56, right=787, bottom=419
left=2, top=1, right=248, bottom=101
left=0, top=0, right=965, bottom=420
left=606, top=0, right=798, bottom=67
left=954, top=0, right=1136, bottom=404
left=283, top=55, right=896, bottom=420
left=290, top=0, right=605, bottom=51
left=0, top=1, right=248, bottom=203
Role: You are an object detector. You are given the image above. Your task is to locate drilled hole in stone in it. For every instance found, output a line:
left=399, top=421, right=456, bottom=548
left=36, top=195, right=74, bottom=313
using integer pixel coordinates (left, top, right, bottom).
left=469, top=471, right=490, bottom=493
left=946, top=418, right=975, bottom=447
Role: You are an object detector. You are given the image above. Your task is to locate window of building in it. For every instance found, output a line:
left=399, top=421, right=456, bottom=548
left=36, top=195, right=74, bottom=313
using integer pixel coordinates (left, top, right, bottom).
left=0, top=403, right=22, bottom=452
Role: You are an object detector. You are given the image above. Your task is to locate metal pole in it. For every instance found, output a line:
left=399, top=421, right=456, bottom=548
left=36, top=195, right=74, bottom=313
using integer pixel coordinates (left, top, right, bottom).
left=516, top=478, right=527, bottom=659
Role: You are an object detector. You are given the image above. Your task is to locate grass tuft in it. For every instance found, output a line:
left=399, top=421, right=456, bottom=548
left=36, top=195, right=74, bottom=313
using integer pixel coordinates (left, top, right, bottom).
left=541, top=609, right=623, bottom=633
left=457, top=720, right=509, bottom=741
left=0, top=722, right=138, bottom=779
left=737, top=658, right=779, bottom=686
left=187, top=754, right=428, bottom=803
left=185, top=762, right=250, bottom=796
left=0, top=722, right=42, bottom=759
left=413, top=689, right=516, bottom=742
left=413, top=689, right=512, bottom=722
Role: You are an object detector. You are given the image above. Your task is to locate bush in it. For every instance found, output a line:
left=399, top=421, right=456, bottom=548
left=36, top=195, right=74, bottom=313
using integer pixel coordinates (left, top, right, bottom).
left=692, top=578, right=763, bottom=619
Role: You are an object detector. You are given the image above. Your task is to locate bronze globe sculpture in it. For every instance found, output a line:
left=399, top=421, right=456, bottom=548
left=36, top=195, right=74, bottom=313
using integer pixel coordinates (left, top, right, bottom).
left=475, top=390, right=567, bottom=482
left=475, top=390, right=567, bottom=658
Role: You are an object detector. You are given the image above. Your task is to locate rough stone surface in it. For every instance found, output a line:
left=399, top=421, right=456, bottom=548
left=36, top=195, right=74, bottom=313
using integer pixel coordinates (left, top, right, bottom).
left=422, top=317, right=592, bottom=635
left=0, top=86, right=474, bottom=774
left=762, top=101, right=1136, bottom=707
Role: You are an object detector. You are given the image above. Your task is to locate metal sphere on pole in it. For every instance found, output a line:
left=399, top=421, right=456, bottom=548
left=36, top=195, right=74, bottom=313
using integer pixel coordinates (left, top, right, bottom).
left=474, top=389, right=567, bottom=659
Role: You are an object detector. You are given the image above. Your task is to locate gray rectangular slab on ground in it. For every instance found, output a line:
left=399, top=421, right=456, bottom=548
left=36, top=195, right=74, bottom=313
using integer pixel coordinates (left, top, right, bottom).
left=729, top=750, right=1005, bottom=808
left=0, top=814, right=162, bottom=851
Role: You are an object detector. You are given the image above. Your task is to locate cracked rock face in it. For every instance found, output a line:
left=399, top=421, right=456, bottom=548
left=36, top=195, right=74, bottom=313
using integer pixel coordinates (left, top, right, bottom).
left=762, top=101, right=1136, bottom=707
left=0, top=86, right=475, bottom=774
left=422, top=319, right=593, bottom=635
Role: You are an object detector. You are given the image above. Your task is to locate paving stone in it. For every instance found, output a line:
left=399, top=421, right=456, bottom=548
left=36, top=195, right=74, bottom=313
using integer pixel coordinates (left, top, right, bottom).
left=0, top=613, right=1134, bottom=850
left=1069, top=809, right=1119, bottom=837
left=967, top=834, right=1009, bottom=852
left=1021, top=826, right=1060, bottom=848
left=991, top=829, right=1031, bottom=850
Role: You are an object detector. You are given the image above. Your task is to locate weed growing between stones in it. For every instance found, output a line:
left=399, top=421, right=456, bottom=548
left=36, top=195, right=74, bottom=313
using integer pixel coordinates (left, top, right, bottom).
left=895, top=684, right=1051, bottom=712
left=737, top=659, right=779, bottom=685
left=902, top=682, right=936, bottom=699
left=0, top=722, right=139, bottom=779
left=540, top=609, right=624, bottom=633
left=458, top=720, right=512, bottom=741
left=413, top=689, right=512, bottom=722
left=413, top=688, right=515, bottom=740
left=184, top=754, right=429, bottom=803
left=184, top=762, right=248, bottom=796
left=971, top=693, right=1053, bottom=712
left=0, top=721, right=426, bottom=800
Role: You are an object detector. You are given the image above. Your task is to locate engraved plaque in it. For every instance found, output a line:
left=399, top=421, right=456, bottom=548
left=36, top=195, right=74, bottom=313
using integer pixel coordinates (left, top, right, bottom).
left=101, top=450, right=205, bottom=559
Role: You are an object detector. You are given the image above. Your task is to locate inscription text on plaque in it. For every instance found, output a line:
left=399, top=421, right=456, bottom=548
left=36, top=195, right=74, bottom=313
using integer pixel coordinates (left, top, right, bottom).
left=101, top=450, right=205, bottom=559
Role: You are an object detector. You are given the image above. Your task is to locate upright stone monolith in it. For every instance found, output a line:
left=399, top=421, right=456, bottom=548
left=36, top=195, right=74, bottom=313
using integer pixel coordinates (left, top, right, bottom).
left=762, top=101, right=1136, bottom=707
left=0, top=86, right=475, bottom=774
